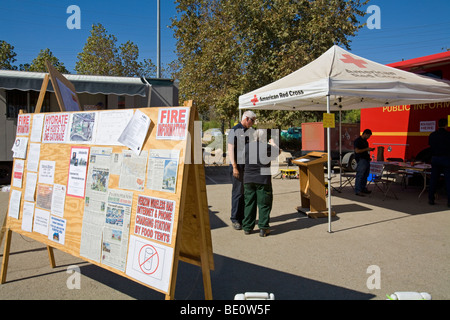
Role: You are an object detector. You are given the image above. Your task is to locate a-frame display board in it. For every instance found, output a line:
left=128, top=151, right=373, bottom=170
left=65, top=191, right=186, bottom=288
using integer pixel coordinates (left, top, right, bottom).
left=1, top=94, right=214, bottom=299
left=46, top=61, right=82, bottom=112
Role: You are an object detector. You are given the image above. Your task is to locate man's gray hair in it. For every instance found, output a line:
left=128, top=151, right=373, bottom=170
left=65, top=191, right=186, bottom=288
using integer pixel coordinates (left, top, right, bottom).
left=242, top=110, right=257, bottom=121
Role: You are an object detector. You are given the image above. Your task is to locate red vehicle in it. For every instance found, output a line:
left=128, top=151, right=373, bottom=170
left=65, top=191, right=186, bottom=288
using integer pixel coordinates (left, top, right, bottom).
left=360, top=51, right=450, bottom=163
left=301, top=122, right=360, bottom=169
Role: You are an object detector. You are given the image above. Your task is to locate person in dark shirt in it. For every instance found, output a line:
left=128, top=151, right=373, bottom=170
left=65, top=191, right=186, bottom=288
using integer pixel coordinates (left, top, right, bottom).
left=428, top=118, right=450, bottom=207
left=354, top=129, right=375, bottom=196
left=242, top=129, right=279, bottom=237
left=227, top=110, right=257, bottom=230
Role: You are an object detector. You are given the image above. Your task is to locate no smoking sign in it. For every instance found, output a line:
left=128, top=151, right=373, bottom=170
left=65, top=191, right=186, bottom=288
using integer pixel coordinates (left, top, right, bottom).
left=126, top=235, right=174, bottom=293
left=138, top=244, right=159, bottom=275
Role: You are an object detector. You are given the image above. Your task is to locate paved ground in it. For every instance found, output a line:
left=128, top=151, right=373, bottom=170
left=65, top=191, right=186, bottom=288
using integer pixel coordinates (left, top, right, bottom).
left=0, top=165, right=449, bottom=300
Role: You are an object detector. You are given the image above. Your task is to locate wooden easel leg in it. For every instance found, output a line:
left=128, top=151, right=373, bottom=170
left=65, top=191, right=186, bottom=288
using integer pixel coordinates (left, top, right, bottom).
left=165, top=255, right=179, bottom=300
left=200, top=254, right=213, bottom=300
left=47, top=246, right=56, bottom=268
left=0, top=214, right=7, bottom=247
left=193, top=164, right=213, bottom=300
left=35, top=74, right=49, bottom=113
left=1, top=229, right=12, bottom=284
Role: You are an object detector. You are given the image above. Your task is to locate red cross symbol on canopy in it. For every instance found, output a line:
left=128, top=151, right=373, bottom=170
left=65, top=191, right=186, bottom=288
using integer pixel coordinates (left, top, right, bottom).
left=251, top=95, right=259, bottom=106
left=340, top=54, right=368, bottom=68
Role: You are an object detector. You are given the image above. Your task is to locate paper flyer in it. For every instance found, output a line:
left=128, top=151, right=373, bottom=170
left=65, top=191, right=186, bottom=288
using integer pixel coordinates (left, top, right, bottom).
left=21, top=201, right=35, bottom=232
left=8, top=189, right=22, bottom=219
left=79, top=195, right=105, bottom=263
left=42, top=113, right=70, bottom=143
left=67, top=147, right=89, bottom=198
left=51, top=184, right=66, bottom=217
left=101, top=189, right=133, bottom=272
left=80, top=148, right=111, bottom=263
left=134, top=195, right=175, bottom=245
left=16, top=114, right=31, bottom=136
left=118, top=150, right=148, bottom=191
left=33, top=208, right=50, bottom=235
left=36, top=184, right=53, bottom=211
left=146, top=149, right=180, bottom=193
left=24, top=172, right=38, bottom=202
left=38, top=160, right=55, bottom=185
left=156, top=107, right=190, bottom=140
left=95, top=110, right=134, bottom=145
left=30, top=113, right=44, bottom=142
left=125, top=235, right=174, bottom=293
left=12, top=159, right=25, bottom=188
left=27, top=143, right=41, bottom=172
left=48, top=216, right=67, bottom=245
left=68, top=112, right=98, bottom=144
left=11, top=137, right=28, bottom=159
left=117, top=109, right=150, bottom=155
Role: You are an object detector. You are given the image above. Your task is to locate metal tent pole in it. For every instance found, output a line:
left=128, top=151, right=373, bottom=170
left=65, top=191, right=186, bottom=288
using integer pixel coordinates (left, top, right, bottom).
left=327, top=95, right=332, bottom=233
left=157, top=0, right=161, bottom=78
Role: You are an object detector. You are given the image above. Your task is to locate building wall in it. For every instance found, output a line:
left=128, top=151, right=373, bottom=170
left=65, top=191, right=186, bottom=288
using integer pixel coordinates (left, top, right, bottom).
left=0, top=89, right=16, bottom=162
left=0, top=81, right=179, bottom=162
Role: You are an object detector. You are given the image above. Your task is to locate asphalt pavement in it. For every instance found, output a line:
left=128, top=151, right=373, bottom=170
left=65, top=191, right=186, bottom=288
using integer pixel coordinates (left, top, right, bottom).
left=0, top=165, right=449, bottom=300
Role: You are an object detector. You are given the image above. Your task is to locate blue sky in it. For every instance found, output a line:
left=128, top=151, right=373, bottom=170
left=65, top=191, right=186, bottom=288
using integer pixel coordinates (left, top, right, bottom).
left=0, top=0, right=449, bottom=74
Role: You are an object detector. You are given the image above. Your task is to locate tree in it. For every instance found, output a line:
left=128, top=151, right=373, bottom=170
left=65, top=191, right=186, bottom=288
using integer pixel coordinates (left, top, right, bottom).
left=172, top=0, right=368, bottom=127
left=0, top=40, right=17, bottom=70
left=26, top=48, right=69, bottom=73
left=75, top=23, right=162, bottom=78
left=119, top=40, right=143, bottom=77
left=141, top=58, right=157, bottom=78
left=75, top=23, right=122, bottom=76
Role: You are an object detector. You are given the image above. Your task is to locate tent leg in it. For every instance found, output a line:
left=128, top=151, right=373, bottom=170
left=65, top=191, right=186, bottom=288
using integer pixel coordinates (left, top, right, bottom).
left=339, top=108, right=342, bottom=188
left=327, top=95, right=332, bottom=233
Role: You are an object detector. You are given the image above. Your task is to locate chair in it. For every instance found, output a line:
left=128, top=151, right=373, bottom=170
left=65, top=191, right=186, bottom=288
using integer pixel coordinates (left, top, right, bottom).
left=369, top=162, right=400, bottom=200
left=337, top=165, right=356, bottom=192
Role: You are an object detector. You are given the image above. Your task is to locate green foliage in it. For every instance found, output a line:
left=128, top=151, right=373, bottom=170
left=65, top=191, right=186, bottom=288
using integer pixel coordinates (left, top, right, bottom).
left=75, top=23, right=174, bottom=78
left=172, top=0, right=368, bottom=127
left=341, top=109, right=361, bottom=123
left=75, top=23, right=123, bottom=76
left=2, top=23, right=179, bottom=78
left=202, top=120, right=222, bottom=131
left=25, top=48, right=69, bottom=73
left=0, top=40, right=17, bottom=70
left=0, top=41, right=68, bottom=73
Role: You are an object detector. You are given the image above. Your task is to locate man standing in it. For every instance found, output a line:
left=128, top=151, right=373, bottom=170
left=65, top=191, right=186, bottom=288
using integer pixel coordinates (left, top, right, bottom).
left=428, top=118, right=450, bottom=207
left=227, top=111, right=257, bottom=230
left=354, top=129, right=375, bottom=196
left=242, top=129, right=279, bottom=237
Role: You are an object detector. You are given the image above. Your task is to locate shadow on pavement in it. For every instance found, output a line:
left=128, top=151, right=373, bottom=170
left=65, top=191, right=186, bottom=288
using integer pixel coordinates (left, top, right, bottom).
left=74, top=253, right=375, bottom=300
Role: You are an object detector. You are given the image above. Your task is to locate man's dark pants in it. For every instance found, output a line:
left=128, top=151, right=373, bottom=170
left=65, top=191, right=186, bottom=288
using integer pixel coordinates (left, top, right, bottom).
left=230, top=164, right=245, bottom=224
left=429, top=156, right=450, bottom=204
left=355, top=158, right=370, bottom=194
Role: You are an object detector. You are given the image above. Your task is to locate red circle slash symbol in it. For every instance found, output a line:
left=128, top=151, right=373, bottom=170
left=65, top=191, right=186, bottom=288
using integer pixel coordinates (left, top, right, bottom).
left=138, top=244, right=160, bottom=275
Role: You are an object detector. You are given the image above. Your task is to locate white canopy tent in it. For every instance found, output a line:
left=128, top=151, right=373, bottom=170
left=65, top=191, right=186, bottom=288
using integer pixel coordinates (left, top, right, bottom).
left=239, top=45, right=450, bottom=232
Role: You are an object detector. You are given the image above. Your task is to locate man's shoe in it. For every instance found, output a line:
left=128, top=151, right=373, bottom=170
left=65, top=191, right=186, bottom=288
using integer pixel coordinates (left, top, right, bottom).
left=244, top=229, right=252, bottom=235
left=232, top=222, right=242, bottom=230
left=355, top=192, right=365, bottom=197
left=259, top=229, right=270, bottom=237
left=428, top=200, right=435, bottom=205
left=362, top=189, right=372, bottom=194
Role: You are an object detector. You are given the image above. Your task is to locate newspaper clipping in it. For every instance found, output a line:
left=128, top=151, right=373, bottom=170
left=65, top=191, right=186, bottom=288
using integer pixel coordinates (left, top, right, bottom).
left=147, top=149, right=180, bottom=193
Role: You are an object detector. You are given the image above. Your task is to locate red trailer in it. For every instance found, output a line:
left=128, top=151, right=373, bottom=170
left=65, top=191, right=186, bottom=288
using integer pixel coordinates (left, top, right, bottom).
left=301, top=122, right=360, bottom=169
left=360, top=51, right=450, bottom=163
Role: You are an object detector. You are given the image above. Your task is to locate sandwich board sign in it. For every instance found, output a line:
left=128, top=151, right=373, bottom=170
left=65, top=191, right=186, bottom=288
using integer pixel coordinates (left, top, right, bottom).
left=0, top=67, right=213, bottom=300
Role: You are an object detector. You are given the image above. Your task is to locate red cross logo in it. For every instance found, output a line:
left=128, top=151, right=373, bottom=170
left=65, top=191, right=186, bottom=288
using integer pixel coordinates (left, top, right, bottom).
left=340, top=54, right=368, bottom=68
left=251, top=95, right=259, bottom=106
